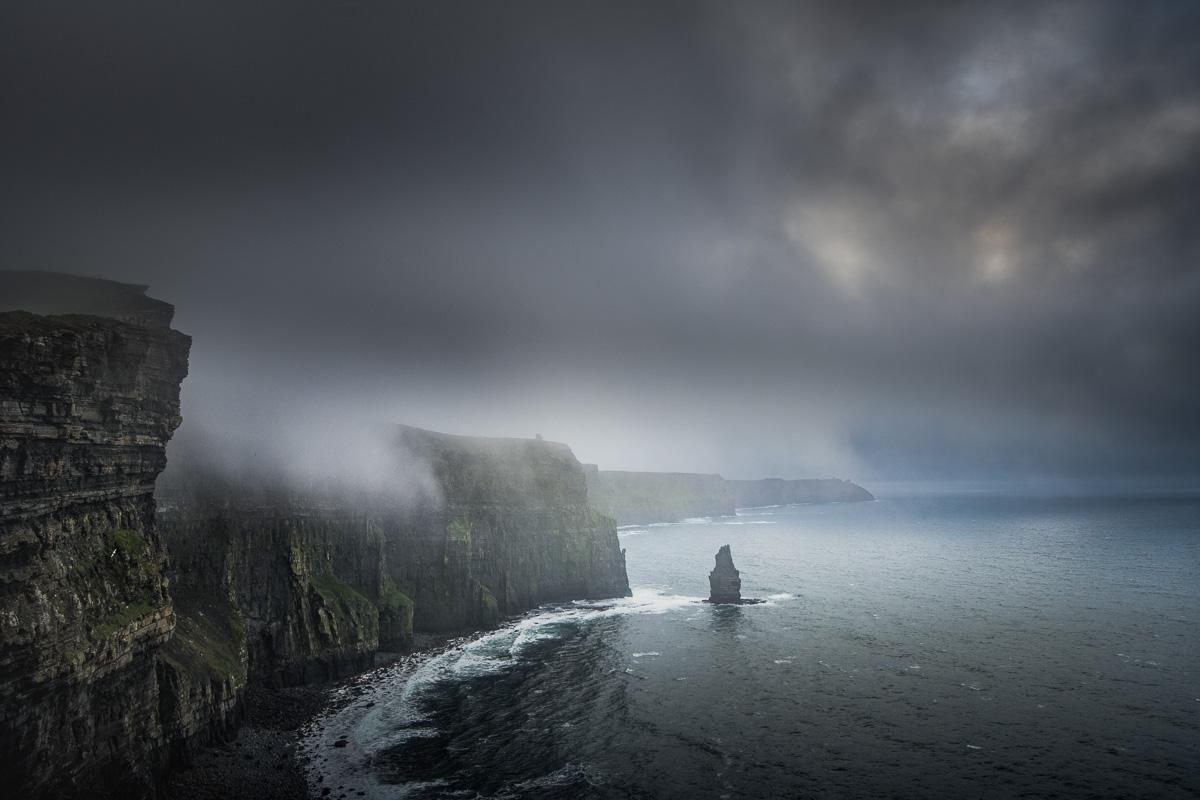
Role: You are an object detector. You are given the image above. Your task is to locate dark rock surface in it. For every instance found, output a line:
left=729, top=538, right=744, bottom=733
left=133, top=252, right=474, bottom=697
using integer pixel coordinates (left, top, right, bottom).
left=1, top=273, right=632, bottom=797
left=162, top=688, right=321, bottom=800
left=156, top=423, right=631, bottom=684
left=708, top=545, right=742, bottom=604
left=0, top=280, right=191, bottom=797
left=0, top=269, right=176, bottom=327
left=159, top=494, right=397, bottom=689
left=392, top=426, right=632, bottom=631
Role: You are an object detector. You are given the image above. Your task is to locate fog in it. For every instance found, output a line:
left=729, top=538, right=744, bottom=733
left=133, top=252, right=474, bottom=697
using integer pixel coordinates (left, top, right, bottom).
left=3, top=1, right=1198, bottom=488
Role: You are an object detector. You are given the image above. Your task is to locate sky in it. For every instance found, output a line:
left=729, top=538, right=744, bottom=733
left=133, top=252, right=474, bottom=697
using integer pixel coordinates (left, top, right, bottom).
left=3, top=0, right=1198, bottom=488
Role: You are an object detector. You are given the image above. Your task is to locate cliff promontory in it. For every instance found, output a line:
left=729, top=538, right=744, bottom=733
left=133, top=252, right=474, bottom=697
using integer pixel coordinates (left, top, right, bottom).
left=391, top=426, right=631, bottom=630
left=158, top=425, right=631, bottom=685
left=0, top=280, right=191, bottom=797
left=584, top=467, right=873, bottom=525
left=583, top=467, right=735, bottom=525
left=1, top=272, right=632, bottom=797
left=727, top=478, right=874, bottom=507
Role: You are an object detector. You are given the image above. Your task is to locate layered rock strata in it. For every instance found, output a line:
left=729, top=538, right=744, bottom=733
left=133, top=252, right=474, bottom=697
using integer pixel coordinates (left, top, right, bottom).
left=0, top=271, right=629, bottom=796
left=159, top=485, right=406, bottom=688
left=0, top=293, right=191, bottom=797
left=158, top=425, right=631, bottom=672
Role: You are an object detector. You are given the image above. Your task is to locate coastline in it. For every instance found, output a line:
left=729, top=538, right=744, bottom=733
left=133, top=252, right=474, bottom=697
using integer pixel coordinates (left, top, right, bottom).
left=163, top=633, right=473, bottom=800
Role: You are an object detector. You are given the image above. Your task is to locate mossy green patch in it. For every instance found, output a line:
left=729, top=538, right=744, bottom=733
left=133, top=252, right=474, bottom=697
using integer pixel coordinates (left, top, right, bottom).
left=447, top=518, right=473, bottom=542
left=111, top=528, right=145, bottom=557
left=68, top=526, right=165, bottom=642
left=163, top=589, right=246, bottom=683
left=93, top=599, right=156, bottom=639
left=311, top=572, right=378, bottom=644
left=378, top=575, right=414, bottom=616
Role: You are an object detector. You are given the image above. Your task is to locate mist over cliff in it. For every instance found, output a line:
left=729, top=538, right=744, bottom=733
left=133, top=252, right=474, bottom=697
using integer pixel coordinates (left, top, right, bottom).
left=3, top=2, right=1199, bottom=490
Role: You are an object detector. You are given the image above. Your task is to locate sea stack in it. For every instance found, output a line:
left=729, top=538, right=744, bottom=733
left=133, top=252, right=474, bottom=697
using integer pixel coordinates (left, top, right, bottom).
left=708, top=545, right=742, bottom=604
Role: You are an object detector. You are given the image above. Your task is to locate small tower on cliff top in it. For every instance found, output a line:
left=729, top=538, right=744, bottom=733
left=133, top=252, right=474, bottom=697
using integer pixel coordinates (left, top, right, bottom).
left=708, top=544, right=742, bottom=604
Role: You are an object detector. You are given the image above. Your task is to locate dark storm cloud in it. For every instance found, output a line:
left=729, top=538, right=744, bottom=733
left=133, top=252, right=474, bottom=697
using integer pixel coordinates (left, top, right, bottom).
left=2, top=0, right=1198, bottom=485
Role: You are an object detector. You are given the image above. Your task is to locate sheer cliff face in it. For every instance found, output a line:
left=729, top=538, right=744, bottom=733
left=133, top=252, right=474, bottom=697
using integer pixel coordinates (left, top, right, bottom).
left=159, top=427, right=632, bottom=671
left=0, top=274, right=629, bottom=793
left=161, top=499, right=393, bottom=688
left=388, top=426, right=631, bottom=631
left=0, top=309, right=190, bottom=797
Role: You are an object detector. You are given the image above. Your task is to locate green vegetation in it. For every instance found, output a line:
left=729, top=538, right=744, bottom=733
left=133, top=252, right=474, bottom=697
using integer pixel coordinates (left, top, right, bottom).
left=377, top=574, right=414, bottom=616
left=162, top=589, right=246, bottom=683
left=311, top=571, right=378, bottom=643
left=447, top=518, right=473, bottom=542
left=67, top=526, right=165, bottom=643
left=93, top=600, right=156, bottom=639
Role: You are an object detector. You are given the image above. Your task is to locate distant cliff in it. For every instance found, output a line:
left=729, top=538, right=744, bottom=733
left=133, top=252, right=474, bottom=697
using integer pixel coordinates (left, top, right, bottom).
left=728, top=478, right=874, bottom=507
left=391, top=427, right=630, bottom=630
left=158, top=426, right=631, bottom=685
left=584, top=467, right=872, bottom=525
left=584, top=466, right=735, bottom=525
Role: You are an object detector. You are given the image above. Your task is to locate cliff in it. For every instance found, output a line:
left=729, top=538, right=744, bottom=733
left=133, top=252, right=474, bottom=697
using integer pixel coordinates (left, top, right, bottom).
left=389, top=426, right=630, bottom=630
left=0, top=269, right=176, bottom=328
left=0, top=291, right=191, bottom=796
left=584, top=467, right=872, bottom=525
left=584, top=466, right=735, bottom=525
left=727, top=478, right=874, bottom=507
left=158, top=426, right=631, bottom=682
left=1, top=272, right=632, bottom=796
left=158, top=486, right=393, bottom=689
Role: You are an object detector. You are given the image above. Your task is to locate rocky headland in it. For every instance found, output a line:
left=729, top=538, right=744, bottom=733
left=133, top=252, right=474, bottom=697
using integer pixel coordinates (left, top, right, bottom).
left=583, top=466, right=735, bottom=525
left=727, top=477, right=874, bottom=508
left=584, top=466, right=873, bottom=526
left=0, top=273, right=630, bottom=798
left=0, top=284, right=191, bottom=797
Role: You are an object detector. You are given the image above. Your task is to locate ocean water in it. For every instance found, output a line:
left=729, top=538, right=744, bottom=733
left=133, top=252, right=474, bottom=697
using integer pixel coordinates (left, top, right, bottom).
left=306, top=495, right=1200, bottom=799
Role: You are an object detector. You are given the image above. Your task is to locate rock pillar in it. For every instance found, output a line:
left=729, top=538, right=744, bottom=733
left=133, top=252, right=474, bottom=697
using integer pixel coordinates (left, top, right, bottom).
left=708, top=545, right=742, bottom=604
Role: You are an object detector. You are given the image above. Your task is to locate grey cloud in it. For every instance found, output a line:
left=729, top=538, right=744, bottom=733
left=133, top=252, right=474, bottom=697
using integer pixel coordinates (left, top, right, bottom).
left=2, top=0, right=1197, bottom=486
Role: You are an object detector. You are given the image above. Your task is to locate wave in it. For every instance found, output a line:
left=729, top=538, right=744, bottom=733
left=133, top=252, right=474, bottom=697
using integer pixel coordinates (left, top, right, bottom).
left=306, top=588, right=704, bottom=773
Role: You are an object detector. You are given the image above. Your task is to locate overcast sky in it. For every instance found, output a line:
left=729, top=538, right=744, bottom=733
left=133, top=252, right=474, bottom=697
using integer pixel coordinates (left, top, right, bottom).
left=3, top=0, right=1198, bottom=488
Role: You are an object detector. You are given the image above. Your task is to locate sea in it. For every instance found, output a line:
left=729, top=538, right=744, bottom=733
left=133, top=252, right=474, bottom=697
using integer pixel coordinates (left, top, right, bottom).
left=305, top=493, right=1200, bottom=799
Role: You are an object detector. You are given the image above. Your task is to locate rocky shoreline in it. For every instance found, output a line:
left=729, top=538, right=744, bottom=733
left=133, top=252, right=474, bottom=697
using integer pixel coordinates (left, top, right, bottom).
left=164, top=633, right=467, bottom=800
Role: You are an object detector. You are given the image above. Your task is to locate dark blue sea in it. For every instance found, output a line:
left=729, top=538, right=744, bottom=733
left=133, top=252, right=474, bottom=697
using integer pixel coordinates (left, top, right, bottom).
left=306, top=494, right=1200, bottom=799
